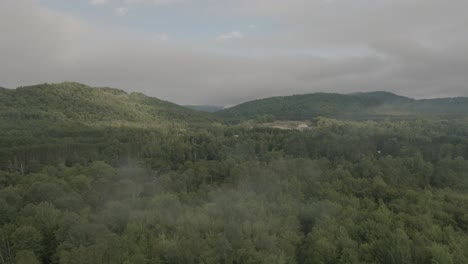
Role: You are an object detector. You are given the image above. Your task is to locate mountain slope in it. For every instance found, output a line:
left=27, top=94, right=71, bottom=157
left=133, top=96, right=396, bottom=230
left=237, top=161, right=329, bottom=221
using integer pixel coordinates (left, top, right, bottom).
left=350, top=91, right=414, bottom=104
left=216, top=92, right=468, bottom=120
left=184, top=105, right=224, bottom=113
left=0, top=82, right=213, bottom=128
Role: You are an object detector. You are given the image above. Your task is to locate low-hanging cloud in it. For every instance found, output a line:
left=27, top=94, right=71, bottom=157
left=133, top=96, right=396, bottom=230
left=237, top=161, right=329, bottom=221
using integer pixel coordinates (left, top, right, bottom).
left=1, top=0, right=468, bottom=105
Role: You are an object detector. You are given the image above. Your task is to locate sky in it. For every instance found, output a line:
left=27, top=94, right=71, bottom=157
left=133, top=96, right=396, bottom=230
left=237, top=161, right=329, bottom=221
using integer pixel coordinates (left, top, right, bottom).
left=1, top=0, right=468, bottom=105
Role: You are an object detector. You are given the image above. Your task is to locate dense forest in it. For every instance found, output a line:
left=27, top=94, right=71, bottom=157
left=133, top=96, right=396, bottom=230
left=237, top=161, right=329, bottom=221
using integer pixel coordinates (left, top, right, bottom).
left=1, top=83, right=468, bottom=264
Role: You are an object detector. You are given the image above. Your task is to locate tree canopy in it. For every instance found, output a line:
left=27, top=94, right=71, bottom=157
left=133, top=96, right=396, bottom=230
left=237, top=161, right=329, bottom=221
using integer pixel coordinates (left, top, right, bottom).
left=1, top=83, right=468, bottom=263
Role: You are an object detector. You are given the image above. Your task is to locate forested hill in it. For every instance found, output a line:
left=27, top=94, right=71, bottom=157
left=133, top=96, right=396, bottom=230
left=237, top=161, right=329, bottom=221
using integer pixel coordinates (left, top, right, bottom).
left=184, top=105, right=224, bottom=113
left=4, top=84, right=467, bottom=126
left=0, top=82, right=213, bottom=128
left=216, top=91, right=468, bottom=121
left=1, top=83, right=468, bottom=263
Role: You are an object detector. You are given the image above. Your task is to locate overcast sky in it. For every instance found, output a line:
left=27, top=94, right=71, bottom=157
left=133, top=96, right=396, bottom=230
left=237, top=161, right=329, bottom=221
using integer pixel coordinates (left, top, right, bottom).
left=1, top=0, right=468, bottom=105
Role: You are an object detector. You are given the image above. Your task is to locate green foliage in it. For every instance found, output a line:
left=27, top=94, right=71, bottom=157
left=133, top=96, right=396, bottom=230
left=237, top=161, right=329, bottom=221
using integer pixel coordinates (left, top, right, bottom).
left=1, top=83, right=468, bottom=263
left=11, top=226, right=43, bottom=255
left=15, top=250, right=41, bottom=264
left=0, top=82, right=214, bottom=128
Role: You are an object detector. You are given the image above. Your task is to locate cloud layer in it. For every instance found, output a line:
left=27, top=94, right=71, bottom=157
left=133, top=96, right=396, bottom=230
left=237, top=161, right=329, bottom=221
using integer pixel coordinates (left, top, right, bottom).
left=1, top=0, right=467, bottom=105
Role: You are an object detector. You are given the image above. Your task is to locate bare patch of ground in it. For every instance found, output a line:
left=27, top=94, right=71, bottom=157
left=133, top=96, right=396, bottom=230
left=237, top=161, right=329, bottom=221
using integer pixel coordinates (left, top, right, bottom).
left=259, top=121, right=313, bottom=131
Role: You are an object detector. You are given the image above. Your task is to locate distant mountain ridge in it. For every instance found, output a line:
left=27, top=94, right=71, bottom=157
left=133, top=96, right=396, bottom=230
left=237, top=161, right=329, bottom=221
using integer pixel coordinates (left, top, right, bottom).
left=2, top=82, right=467, bottom=125
left=216, top=91, right=468, bottom=120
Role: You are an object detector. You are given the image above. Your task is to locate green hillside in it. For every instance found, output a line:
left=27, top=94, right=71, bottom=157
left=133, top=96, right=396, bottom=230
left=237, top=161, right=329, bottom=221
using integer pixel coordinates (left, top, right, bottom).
left=0, top=82, right=213, bottom=129
left=0, top=82, right=216, bottom=172
left=1, top=83, right=468, bottom=263
left=184, top=105, right=224, bottom=113
left=216, top=91, right=468, bottom=121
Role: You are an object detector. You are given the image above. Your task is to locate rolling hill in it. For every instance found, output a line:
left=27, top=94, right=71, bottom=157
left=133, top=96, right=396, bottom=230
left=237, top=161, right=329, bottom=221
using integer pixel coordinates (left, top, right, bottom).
left=184, top=105, right=224, bottom=113
left=3, top=84, right=467, bottom=126
left=216, top=91, right=468, bottom=121
left=0, top=82, right=213, bottom=128
left=1, top=82, right=468, bottom=263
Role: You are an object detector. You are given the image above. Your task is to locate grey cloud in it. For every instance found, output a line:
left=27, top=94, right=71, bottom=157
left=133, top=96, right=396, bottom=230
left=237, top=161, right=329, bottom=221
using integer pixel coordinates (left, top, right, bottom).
left=1, top=0, right=467, bottom=106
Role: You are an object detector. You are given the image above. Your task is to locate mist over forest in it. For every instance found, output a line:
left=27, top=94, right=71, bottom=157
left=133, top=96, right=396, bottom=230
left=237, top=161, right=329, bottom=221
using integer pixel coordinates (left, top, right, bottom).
left=0, top=83, right=468, bottom=264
